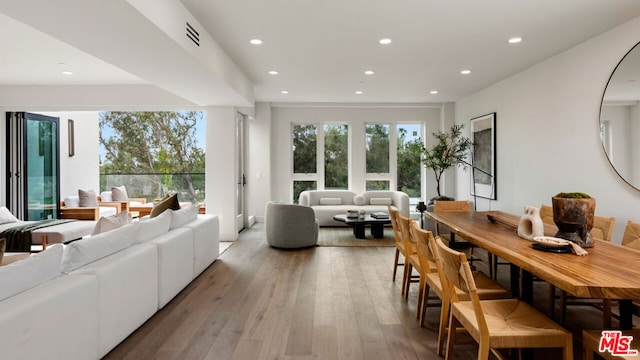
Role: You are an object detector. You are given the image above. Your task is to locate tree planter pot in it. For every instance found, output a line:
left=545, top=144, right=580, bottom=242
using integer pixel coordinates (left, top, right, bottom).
left=552, top=196, right=595, bottom=248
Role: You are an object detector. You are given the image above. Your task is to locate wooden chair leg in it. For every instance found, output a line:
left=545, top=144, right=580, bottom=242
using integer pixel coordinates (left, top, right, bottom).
left=445, top=312, right=456, bottom=360
left=392, top=249, right=400, bottom=281
left=602, top=299, right=612, bottom=328
left=564, top=335, right=574, bottom=360
left=437, top=297, right=450, bottom=356
left=477, top=340, right=490, bottom=360
left=416, top=277, right=425, bottom=319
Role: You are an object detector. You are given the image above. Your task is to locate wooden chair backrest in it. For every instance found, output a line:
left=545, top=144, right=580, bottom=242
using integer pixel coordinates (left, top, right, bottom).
left=539, top=204, right=554, bottom=225
left=433, top=200, right=471, bottom=213
left=387, top=205, right=402, bottom=246
left=592, top=215, right=615, bottom=242
left=434, top=237, right=489, bottom=335
left=397, top=213, right=416, bottom=254
left=622, top=220, right=640, bottom=250
left=410, top=222, right=436, bottom=273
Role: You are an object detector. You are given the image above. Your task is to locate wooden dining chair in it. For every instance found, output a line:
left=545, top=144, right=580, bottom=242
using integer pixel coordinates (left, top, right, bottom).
left=433, top=200, right=486, bottom=268
left=622, top=220, right=640, bottom=250
left=397, top=213, right=421, bottom=299
left=387, top=206, right=406, bottom=282
left=413, top=226, right=510, bottom=355
left=434, top=237, right=574, bottom=360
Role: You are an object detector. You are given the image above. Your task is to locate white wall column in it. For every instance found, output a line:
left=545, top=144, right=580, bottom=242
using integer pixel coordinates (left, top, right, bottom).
left=205, top=106, right=238, bottom=241
left=247, top=102, right=272, bottom=223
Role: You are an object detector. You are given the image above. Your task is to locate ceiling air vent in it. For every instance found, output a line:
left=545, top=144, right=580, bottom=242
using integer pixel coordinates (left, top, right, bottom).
left=186, top=22, right=200, bottom=47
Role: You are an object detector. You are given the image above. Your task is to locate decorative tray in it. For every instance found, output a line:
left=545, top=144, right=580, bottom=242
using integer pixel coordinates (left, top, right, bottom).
left=531, top=236, right=572, bottom=253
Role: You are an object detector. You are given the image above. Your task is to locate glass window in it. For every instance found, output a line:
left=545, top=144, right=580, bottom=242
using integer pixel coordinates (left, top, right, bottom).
left=365, top=124, right=390, bottom=173
left=293, top=181, right=317, bottom=204
left=324, top=124, right=348, bottom=189
left=397, top=124, right=423, bottom=198
left=293, top=124, right=316, bottom=173
left=366, top=180, right=390, bottom=191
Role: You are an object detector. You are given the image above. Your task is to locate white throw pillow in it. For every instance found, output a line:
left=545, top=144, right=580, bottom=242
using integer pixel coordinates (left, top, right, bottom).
left=0, top=206, right=18, bottom=225
left=0, top=244, right=63, bottom=302
left=353, top=195, right=366, bottom=206
left=170, top=204, right=200, bottom=229
left=135, top=210, right=171, bottom=244
left=370, top=197, right=392, bottom=206
left=319, top=198, right=342, bottom=205
left=64, top=196, right=80, bottom=208
left=100, top=191, right=113, bottom=202
left=92, top=211, right=132, bottom=235
left=60, top=222, right=139, bottom=274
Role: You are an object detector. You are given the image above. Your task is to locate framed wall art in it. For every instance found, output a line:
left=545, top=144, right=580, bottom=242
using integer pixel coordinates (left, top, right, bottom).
left=470, top=112, right=496, bottom=199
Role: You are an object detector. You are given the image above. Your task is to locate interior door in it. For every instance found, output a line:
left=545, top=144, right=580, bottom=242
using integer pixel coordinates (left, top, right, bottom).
left=235, top=112, right=246, bottom=232
left=6, top=112, right=60, bottom=220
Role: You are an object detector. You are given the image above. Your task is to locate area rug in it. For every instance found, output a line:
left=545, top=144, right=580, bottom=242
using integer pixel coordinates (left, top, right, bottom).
left=317, top=227, right=396, bottom=247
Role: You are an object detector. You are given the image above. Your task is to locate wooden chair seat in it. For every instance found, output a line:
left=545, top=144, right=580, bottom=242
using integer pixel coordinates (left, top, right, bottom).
left=434, top=237, right=573, bottom=360
left=452, top=299, right=572, bottom=349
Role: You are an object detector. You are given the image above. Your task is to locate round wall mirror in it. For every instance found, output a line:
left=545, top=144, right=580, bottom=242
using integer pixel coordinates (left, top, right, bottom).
left=600, top=42, right=640, bottom=191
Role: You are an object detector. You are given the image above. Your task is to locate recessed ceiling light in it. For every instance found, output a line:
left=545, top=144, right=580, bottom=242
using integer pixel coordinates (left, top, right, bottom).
left=508, top=37, right=523, bottom=44
left=355, top=91, right=363, bottom=95
left=460, top=69, right=472, bottom=75
left=281, top=90, right=289, bottom=94
left=250, top=38, right=263, bottom=45
left=268, top=70, right=279, bottom=75
left=61, top=71, right=73, bottom=75
left=379, top=38, right=392, bottom=45
left=364, top=70, right=375, bottom=75
left=430, top=90, right=439, bottom=94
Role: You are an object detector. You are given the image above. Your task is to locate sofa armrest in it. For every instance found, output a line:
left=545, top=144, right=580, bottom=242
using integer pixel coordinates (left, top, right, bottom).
left=98, top=201, right=127, bottom=213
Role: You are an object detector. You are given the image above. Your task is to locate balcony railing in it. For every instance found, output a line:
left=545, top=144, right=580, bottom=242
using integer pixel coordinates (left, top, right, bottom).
left=100, top=172, right=205, bottom=204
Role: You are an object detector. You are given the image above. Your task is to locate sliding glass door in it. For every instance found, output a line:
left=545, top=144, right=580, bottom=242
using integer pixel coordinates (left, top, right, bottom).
left=6, top=112, right=60, bottom=220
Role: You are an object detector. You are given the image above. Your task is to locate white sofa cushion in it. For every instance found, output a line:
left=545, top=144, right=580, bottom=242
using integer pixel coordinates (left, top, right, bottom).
left=92, top=211, right=132, bottom=235
left=73, top=244, right=158, bottom=358
left=170, top=204, right=199, bottom=229
left=64, top=195, right=80, bottom=207
left=61, top=222, right=139, bottom=274
left=99, top=206, right=118, bottom=217
left=370, top=197, right=392, bottom=205
left=319, top=197, right=342, bottom=205
left=178, top=215, right=220, bottom=277
left=149, top=228, right=194, bottom=308
left=0, top=244, right=63, bottom=302
left=0, top=274, right=99, bottom=360
left=136, top=210, right=172, bottom=244
left=0, top=206, right=18, bottom=225
left=100, top=191, right=113, bottom=202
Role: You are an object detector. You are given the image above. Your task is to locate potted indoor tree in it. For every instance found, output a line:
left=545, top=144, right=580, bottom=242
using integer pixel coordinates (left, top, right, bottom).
left=421, top=124, right=472, bottom=203
left=552, top=192, right=595, bottom=247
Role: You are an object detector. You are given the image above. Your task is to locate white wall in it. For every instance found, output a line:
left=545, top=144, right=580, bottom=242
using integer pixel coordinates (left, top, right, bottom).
left=247, top=102, right=272, bottom=223
left=205, top=106, right=239, bottom=241
left=454, top=15, right=640, bottom=242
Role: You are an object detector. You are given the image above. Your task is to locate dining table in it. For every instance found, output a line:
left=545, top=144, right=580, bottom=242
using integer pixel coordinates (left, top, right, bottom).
left=426, top=210, right=640, bottom=329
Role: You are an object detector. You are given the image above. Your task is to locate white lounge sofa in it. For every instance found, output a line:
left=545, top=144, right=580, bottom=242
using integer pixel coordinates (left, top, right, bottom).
left=0, top=208, right=219, bottom=360
left=299, top=190, right=410, bottom=226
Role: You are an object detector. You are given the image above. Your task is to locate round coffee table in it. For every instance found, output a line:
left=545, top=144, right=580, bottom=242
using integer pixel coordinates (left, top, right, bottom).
left=333, top=214, right=391, bottom=239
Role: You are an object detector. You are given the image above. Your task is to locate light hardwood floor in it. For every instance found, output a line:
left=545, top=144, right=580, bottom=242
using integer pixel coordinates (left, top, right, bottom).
left=104, top=224, right=627, bottom=360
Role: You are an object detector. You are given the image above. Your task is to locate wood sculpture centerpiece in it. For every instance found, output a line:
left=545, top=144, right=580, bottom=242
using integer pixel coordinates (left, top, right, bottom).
left=552, top=192, right=595, bottom=248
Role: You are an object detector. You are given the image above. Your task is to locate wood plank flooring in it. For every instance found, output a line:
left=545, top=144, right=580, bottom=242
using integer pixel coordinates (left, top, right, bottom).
left=104, top=224, right=626, bottom=360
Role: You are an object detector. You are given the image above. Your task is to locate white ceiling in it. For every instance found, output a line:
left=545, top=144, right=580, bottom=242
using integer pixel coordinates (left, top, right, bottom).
left=2, top=1, right=640, bottom=105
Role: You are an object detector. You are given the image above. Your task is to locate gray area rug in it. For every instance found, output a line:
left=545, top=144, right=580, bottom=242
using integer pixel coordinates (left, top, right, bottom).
left=317, top=227, right=396, bottom=247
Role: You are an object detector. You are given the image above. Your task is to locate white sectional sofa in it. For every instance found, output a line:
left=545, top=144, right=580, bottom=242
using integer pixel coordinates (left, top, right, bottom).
left=299, top=190, right=410, bottom=226
left=0, top=208, right=219, bottom=360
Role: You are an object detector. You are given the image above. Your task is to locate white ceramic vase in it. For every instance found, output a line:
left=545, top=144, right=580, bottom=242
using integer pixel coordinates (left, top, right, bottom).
left=517, top=206, right=544, bottom=240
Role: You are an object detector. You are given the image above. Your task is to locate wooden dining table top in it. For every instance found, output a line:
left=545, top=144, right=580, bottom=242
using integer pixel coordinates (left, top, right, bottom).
left=426, top=210, right=640, bottom=301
